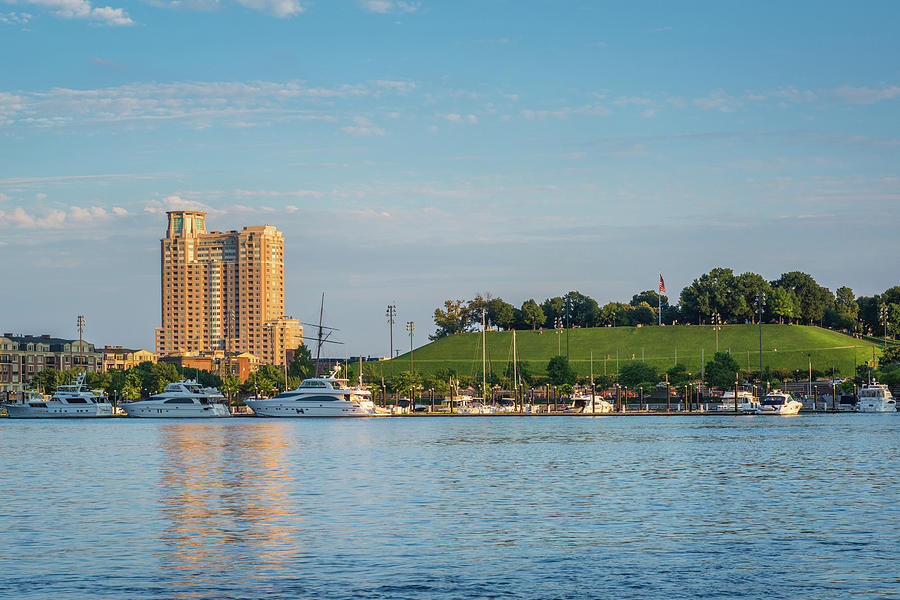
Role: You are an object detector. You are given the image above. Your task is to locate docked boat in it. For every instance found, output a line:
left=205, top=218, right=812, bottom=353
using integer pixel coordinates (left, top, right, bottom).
left=245, top=377, right=376, bottom=417
left=122, top=380, right=230, bottom=418
left=2, top=373, right=113, bottom=418
left=755, top=390, right=803, bottom=415
left=856, top=383, right=896, bottom=413
left=716, top=391, right=760, bottom=414
left=570, top=392, right=614, bottom=414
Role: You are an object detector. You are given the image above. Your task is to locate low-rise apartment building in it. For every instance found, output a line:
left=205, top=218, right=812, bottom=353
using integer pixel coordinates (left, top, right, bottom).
left=0, top=333, right=102, bottom=392
left=100, top=346, right=157, bottom=372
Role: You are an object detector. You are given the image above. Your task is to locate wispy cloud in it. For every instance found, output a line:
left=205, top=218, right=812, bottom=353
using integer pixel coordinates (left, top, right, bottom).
left=832, top=84, right=900, bottom=105
left=340, top=116, right=385, bottom=136
left=0, top=203, right=130, bottom=229
left=440, top=113, right=477, bottom=124
left=357, top=0, right=419, bottom=14
left=0, top=10, right=31, bottom=24
left=0, top=79, right=414, bottom=130
left=10, top=0, right=133, bottom=26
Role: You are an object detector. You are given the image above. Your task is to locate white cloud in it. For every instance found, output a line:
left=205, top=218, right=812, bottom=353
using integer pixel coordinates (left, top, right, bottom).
left=441, top=113, right=477, bottom=124
left=358, top=0, right=419, bottom=14
left=112, top=206, right=128, bottom=216
left=233, top=0, right=304, bottom=18
left=0, top=11, right=32, bottom=24
left=833, top=84, right=900, bottom=104
left=693, top=89, right=742, bottom=112
left=144, top=195, right=213, bottom=215
left=340, top=116, right=385, bottom=136
left=520, top=104, right=611, bottom=120
left=14, top=0, right=133, bottom=25
left=0, top=79, right=409, bottom=129
left=285, top=205, right=299, bottom=213
left=0, top=204, right=129, bottom=229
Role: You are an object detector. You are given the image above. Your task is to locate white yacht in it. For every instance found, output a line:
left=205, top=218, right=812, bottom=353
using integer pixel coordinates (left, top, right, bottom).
left=122, top=380, right=230, bottom=418
left=755, top=390, right=803, bottom=415
left=856, top=383, right=896, bottom=413
left=245, top=377, right=376, bottom=417
left=569, top=392, right=614, bottom=414
left=716, top=391, right=760, bottom=414
left=3, top=373, right=112, bottom=418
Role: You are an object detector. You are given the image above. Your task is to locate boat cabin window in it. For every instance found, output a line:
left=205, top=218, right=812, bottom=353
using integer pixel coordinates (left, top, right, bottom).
left=301, top=395, right=337, bottom=402
left=299, top=380, right=327, bottom=388
left=66, top=398, right=88, bottom=404
left=28, top=402, right=46, bottom=407
left=164, top=398, right=195, bottom=404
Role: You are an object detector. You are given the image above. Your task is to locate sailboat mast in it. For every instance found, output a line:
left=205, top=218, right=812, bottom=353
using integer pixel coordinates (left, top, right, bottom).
left=512, top=329, right=518, bottom=409
left=315, top=292, right=325, bottom=376
left=482, top=308, right=487, bottom=401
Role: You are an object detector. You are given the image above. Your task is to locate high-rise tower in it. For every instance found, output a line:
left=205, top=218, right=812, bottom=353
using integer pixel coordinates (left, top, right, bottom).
left=155, top=211, right=300, bottom=365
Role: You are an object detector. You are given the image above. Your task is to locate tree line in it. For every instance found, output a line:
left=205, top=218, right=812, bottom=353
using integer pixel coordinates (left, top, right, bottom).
left=431, top=268, right=900, bottom=339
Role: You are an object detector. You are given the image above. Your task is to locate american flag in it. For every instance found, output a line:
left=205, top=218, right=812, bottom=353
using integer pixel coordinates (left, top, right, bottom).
left=658, top=273, right=666, bottom=294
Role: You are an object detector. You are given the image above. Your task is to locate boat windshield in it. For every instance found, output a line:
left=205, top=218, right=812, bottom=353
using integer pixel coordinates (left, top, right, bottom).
left=762, top=395, right=787, bottom=405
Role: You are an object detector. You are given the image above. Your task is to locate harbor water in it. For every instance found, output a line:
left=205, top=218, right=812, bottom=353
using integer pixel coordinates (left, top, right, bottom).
left=1, top=415, right=897, bottom=599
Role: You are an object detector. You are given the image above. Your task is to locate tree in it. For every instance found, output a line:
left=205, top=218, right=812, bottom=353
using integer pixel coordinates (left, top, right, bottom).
left=679, top=267, right=739, bottom=323
left=390, top=370, right=422, bottom=398
left=30, top=368, right=60, bottom=394
left=546, top=355, right=576, bottom=386
left=734, top=272, right=772, bottom=323
left=627, top=302, right=655, bottom=326
left=520, top=299, right=545, bottom=330
left=772, top=271, right=833, bottom=325
left=431, top=299, right=470, bottom=340
left=631, top=290, right=667, bottom=312
left=242, top=364, right=285, bottom=395
left=122, top=371, right=142, bottom=400
left=540, top=296, right=565, bottom=328
left=288, top=344, right=315, bottom=379
left=768, top=286, right=797, bottom=324
left=704, top=351, right=741, bottom=389
left=599, top=302, right=630, bottom=326
left=566, top=291, right=600, bottom=328
left=618, top=361, right=658, bottom=388
left=487, top=298, right=516, bottom=330
left=666, top=364, right=691, bottom=387
left=222, top=374, right=241, bottom=405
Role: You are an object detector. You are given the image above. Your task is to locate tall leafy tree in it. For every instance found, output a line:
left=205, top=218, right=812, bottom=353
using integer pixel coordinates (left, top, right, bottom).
left=734, top=272, right=772, bottom=323
left=768, top=286, right=797, bottom=324
left=540, top=296, right=565, bottom=328
left=520, top=299, right=545, bottom=330
left=487, top=297, right=516, bottom=330
left=431, top=299, right=470, bottom=340
left=704, top=352, right=741, bottom=389
left=566, top=291, right=601, bottom=328
left=772, top=271, right=833, bottom=325
left=679, top=267, right=739, bottom=323
left=546, top=355, right=576, bottom=386
left=599, top=302, right=630, bottom=326
left=288, top=344, right=315, bottom=379
left=618, top=361, right=658, bottom=387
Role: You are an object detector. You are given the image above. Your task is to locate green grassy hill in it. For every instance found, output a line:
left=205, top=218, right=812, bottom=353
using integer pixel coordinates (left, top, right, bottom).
left=363, top=325, right=878, bottom=381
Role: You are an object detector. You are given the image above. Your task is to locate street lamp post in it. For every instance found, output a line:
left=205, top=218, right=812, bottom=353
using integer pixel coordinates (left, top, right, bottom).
left=406, top=321, right=415, bottom=374
left=756, top=293, right=766, bottom=393
left=881, top=306, right=889, bottom=348
left=565, top=293, right=570, bottom=360
left=386, top=304, right=397, bottom=378
left=712, top=312, right=722, bottom=352
left=554, top=316, right=563, bottom=355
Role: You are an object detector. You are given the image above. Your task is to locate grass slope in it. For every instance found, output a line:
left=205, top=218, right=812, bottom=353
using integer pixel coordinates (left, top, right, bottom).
left=371, top=325, right=878, bottom=380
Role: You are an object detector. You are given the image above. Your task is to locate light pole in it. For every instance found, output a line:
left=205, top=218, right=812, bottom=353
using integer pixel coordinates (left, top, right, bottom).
left=712, top=312, right=722, bottom=352
left=565, top=293, right=570, bottom=360
left=386, top=304, right=397, bottom=378
left=76, top=315, right=86, bottom=372
left=808, top=353, right=813, bottom=410
left=880, top=306, right=889, bottom=348
left=554, top=316, right=563, bottom=355
left=406, top=321, right=415, bottom=374
left=756, top=293, right=766, bottom=389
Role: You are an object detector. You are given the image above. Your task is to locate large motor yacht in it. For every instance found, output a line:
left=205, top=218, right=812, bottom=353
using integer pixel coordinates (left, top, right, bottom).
left=716, top=391, right=760, bottom=414
left=570, top=392, right=614, bottom=414
left=122, top=380, right=230, bottom=418
left=755, top=390, right=803, bottom=415
left=245, top=377, right=377, bottom=417
left=856, top=383, right=896, bottom=413
left=2, top=373, right=112, bottom=418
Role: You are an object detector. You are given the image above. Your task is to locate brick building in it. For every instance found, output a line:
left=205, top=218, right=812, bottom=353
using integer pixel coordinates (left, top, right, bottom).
left=0, top=334, right=102, bottom=392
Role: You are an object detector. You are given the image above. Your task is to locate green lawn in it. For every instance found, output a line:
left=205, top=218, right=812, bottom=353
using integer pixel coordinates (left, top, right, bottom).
left=359, top=325, right=878, bottom=380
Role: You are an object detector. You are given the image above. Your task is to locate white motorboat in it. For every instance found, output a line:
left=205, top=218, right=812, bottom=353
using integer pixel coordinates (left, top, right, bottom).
left=245, top=377, right=376, bottom=417
left=122, top=379, right=230, bottom=418
left=3, top=373, right=112, bottom=418
left=856, top=383, right=896, bottom=413
left=716, top=391, right=760, bottom=414
left=569, top=392, right=614, bottom=414
left=755, top=390, right=803, bottom=415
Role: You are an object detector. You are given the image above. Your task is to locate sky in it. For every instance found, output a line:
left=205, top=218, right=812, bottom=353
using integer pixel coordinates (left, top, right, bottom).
left=1, top=0, right=899, bottom=358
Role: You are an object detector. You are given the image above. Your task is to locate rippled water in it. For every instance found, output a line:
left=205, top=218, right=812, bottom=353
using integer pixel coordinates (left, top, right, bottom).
left=1, top=415, right=898, bottom=599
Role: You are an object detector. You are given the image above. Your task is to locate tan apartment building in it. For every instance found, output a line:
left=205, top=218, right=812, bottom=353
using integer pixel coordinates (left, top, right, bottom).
left=0, top=334, right=102, bottom=392
left=154, top=211, right=302, bottom=365
left=100, top=346, right=157, bottom=372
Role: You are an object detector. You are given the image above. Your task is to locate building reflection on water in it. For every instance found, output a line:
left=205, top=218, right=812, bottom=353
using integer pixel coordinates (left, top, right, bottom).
left=156, top=421, right=306, bottom=595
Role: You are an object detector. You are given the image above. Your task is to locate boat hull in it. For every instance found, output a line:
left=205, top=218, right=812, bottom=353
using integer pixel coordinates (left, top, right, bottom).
left=122, top=403, right=231, bottom=418
left=246, top=399, right=375, bottom=417
left=857, top=401, right=896, bottom=413
left=2, top=403, right=113, bottom=418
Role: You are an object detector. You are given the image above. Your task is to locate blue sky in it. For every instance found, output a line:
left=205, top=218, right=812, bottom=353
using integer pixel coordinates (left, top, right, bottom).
left=1, top=0, right=899, bottom=357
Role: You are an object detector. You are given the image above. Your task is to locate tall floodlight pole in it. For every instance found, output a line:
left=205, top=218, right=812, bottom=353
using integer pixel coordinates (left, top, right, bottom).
left=386, top=304, right=397, bottom=378
left=555, top=317, right=563, bottom=355
left=76, top=315, right=86, bottom=372
left=881, top=306, right=889, bottom=348
left=406, top=321, right=415, bottom=374
left=757, top=293, right=766, bottom=386
left=712, top=312, right=722, bottom=352
left=565, top=293, right=570, bottom=360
